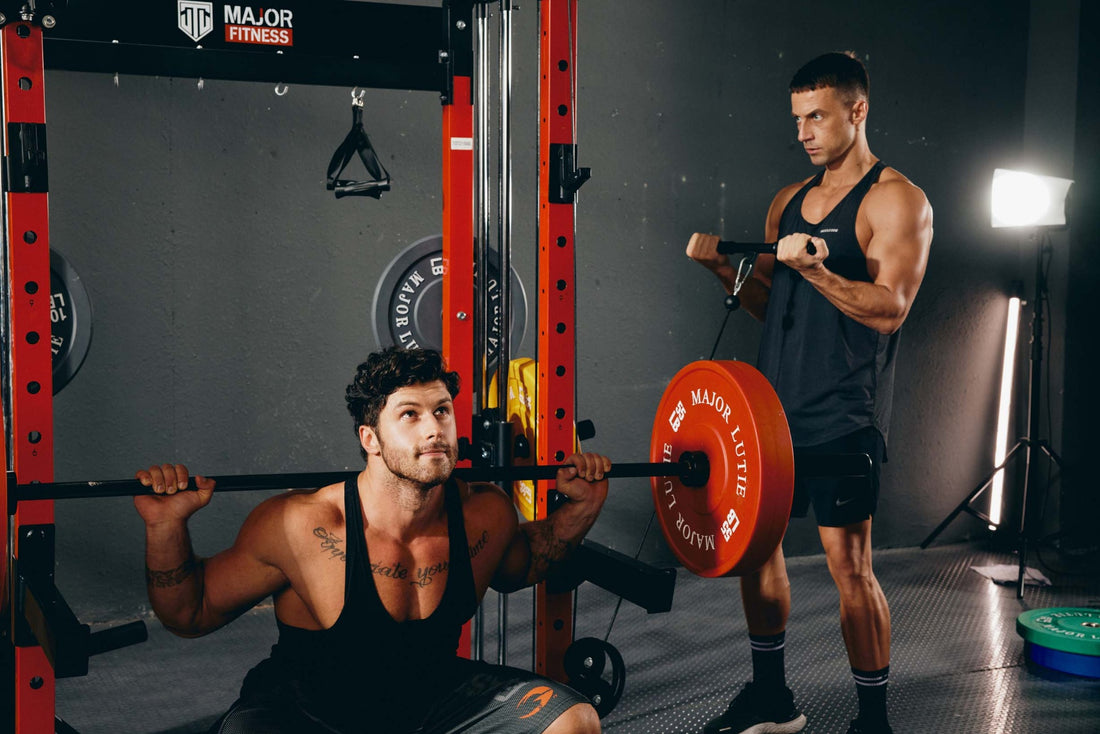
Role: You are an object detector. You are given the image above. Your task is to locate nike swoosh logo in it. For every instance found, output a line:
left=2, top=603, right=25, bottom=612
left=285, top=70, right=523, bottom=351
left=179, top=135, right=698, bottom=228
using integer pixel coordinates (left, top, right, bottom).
left=835, top=497, right=857, bottom=508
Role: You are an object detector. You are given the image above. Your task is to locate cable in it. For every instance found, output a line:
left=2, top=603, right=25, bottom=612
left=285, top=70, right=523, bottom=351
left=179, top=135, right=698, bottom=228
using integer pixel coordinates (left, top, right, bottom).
left=602, top=509, right=659, bottom=643
left=601, top=278, right=738, bottom=640
left=709, top=299, right=737, bottom=360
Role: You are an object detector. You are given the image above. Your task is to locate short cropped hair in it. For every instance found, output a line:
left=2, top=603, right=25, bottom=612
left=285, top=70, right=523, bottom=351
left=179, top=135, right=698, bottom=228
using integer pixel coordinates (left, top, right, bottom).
left=345, top=347, right=461, bottom=458
left=789, top=51, right=869, bottom=105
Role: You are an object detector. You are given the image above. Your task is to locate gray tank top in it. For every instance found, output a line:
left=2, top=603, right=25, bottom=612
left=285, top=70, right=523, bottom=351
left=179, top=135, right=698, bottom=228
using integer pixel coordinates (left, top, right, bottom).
left=756, top=161, right=897, bottom=447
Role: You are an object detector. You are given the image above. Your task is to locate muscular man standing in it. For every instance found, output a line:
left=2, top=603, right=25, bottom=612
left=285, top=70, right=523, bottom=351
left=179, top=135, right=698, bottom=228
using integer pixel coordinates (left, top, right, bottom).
left=687, top=52, right=933, bottom=734
left=135, top=347, right=610, bottom=733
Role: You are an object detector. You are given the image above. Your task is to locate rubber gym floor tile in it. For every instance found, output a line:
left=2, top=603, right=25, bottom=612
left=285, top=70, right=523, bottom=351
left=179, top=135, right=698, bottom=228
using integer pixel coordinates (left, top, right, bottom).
left=54, top=542, right=1100, bottom=733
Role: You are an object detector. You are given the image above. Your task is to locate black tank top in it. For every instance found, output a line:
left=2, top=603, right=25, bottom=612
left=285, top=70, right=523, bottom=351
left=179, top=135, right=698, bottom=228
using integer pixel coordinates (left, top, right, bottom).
left=239, top=477, right=478, bottom=732
left=756, top=161, right=898, bottom=447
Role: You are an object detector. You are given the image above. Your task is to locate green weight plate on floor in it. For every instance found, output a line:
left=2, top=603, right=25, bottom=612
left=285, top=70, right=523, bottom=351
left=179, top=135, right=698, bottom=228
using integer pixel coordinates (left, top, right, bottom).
left=1016, top=607, right=1100, bottom=656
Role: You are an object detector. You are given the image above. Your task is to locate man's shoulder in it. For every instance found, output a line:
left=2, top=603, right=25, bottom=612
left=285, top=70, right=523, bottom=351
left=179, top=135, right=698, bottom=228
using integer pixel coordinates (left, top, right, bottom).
left=244, top=486, right=348, bottom=571
left=872, top=166, right=928, bottom=200
left=860, top=167, right=934, bottom=253
left=461, top=480, right=520, bottom=529
left=461, top=480, right=513, bottom=510
left=249, top=483, right=345, bottom=531
left=865, top=167, right=931, bottom=218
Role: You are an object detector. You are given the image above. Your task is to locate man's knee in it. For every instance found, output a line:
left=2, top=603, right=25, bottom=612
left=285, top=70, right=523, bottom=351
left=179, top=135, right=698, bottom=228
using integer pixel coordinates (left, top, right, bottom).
left=821, top=525, right=874, bottom=582
left=544, top=702, right=601, bottom=734
left=743, top=545, right=790, bottom=592
left=826, top=554, right=885, bottom=611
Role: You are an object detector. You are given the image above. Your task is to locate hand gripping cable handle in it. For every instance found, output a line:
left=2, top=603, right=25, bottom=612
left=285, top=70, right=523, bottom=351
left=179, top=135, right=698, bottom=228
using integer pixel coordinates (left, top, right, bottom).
left=717, top=239, right=817, bottom=256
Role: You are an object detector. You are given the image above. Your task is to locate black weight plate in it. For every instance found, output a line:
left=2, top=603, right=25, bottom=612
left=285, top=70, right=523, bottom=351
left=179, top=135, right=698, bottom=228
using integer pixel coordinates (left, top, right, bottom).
left=564, top=637, right=607, bottom=680
left=580, top=677, right=617, bottom=718
left=371, top=234, right=527, bottom=366
left=50, top=249, right=93, bottom=394
left=564, top=637, right=626, bottom=718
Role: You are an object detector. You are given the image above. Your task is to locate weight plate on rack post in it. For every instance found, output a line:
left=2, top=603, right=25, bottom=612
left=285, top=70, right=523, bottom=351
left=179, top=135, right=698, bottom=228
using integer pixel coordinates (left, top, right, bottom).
left=50, top=249, right=93, bottom=394
left=371, top=235, right=527, bottom=367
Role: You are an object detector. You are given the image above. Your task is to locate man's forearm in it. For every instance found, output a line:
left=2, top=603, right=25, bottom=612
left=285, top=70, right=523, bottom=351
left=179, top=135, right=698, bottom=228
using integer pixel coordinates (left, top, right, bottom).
left=702, top=261, right=770, bottom=323
left=736, top=278, right=770, bottom=322
left=144, top=520, right=207, bottom=636
left=801, top=266, right=908, bottom=334
left=519, top=500, right=599, bottom=586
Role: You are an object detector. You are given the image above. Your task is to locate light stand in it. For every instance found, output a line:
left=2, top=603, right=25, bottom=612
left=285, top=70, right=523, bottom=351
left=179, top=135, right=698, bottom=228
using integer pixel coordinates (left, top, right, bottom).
left=922, top=233, right=1062, bottom=598
left=923, top=169, right=1072, bottom=599
left=1011, top=233, right=1064, bottom=596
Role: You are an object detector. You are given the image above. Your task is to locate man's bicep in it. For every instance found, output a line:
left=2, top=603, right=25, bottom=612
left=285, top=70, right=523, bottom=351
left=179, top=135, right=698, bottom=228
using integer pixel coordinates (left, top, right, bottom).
left=491, top=522, right=531, bottom=593
left=866, top=185, right=932, bottom=302
left=201, top=547, right=285, bottom=622
left=198, top=505, right=291, bottom=626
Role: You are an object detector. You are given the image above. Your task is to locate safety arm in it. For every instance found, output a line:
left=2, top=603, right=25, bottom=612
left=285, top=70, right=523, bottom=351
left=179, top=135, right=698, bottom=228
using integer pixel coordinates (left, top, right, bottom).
left=16, top=524, right=148, bottom=678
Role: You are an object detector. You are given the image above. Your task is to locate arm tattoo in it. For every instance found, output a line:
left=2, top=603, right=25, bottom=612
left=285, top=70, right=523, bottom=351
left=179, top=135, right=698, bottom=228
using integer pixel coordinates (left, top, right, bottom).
left=522, top=523, right=574, bottom=584
left=314, top=527, right=347, bottom=562
left=146, top=556, right=198, bottom=588
left=468, top=530, right=489, bottom=560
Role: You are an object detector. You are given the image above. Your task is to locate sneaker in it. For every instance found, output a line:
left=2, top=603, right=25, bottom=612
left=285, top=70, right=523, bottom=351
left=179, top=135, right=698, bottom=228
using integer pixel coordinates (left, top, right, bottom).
left=845, top=718, right=893, bottom=734
left=702, top=681, right=807, bottom=734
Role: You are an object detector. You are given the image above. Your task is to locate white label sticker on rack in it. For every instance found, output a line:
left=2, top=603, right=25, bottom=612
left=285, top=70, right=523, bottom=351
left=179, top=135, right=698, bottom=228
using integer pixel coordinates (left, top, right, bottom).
left=450, top=137, right=474, bottom=151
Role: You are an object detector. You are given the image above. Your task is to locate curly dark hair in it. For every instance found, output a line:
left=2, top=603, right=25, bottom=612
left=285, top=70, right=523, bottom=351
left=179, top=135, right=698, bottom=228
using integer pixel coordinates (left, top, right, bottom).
left=345, top=347, right=461, bottom=460
left=790, top=51, right=869, bottom=105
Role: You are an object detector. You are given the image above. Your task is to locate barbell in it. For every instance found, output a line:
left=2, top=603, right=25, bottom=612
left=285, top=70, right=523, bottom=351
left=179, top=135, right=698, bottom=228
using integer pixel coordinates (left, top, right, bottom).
left=7, top=361, right=869, bottom=578
left=5, top=456, right=709, bottom=502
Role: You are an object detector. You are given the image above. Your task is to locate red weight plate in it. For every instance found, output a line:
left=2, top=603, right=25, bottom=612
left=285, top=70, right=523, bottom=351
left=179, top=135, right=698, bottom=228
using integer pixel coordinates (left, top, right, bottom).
left=650, top=361, right=794, bottom=577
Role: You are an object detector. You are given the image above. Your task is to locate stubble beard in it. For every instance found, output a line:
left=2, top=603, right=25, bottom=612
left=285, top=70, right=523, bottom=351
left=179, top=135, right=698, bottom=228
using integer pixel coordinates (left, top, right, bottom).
left=377, top=434, right=457, bottom=492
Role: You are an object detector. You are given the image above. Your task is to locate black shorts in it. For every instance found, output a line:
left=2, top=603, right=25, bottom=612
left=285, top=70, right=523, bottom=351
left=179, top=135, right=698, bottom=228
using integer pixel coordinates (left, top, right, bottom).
left=212, top=658, right=590, bottom=734
left=789, top=426, right=885, bottom=528
left=415, top=660, right=590, bottom=734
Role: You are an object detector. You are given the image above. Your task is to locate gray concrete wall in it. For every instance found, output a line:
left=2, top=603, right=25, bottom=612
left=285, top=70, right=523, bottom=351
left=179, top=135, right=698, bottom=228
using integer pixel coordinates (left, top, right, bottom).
left=1062, top=3, right=1099, bottom=546
left=32, top=0, right=1080, bottom=625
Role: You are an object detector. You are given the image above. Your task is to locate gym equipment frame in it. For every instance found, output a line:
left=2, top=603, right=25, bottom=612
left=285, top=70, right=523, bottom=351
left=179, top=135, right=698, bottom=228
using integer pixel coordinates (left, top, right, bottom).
left=0, top=3, right=478, bottom=732
left=1, top=2, right=632, bottom=730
